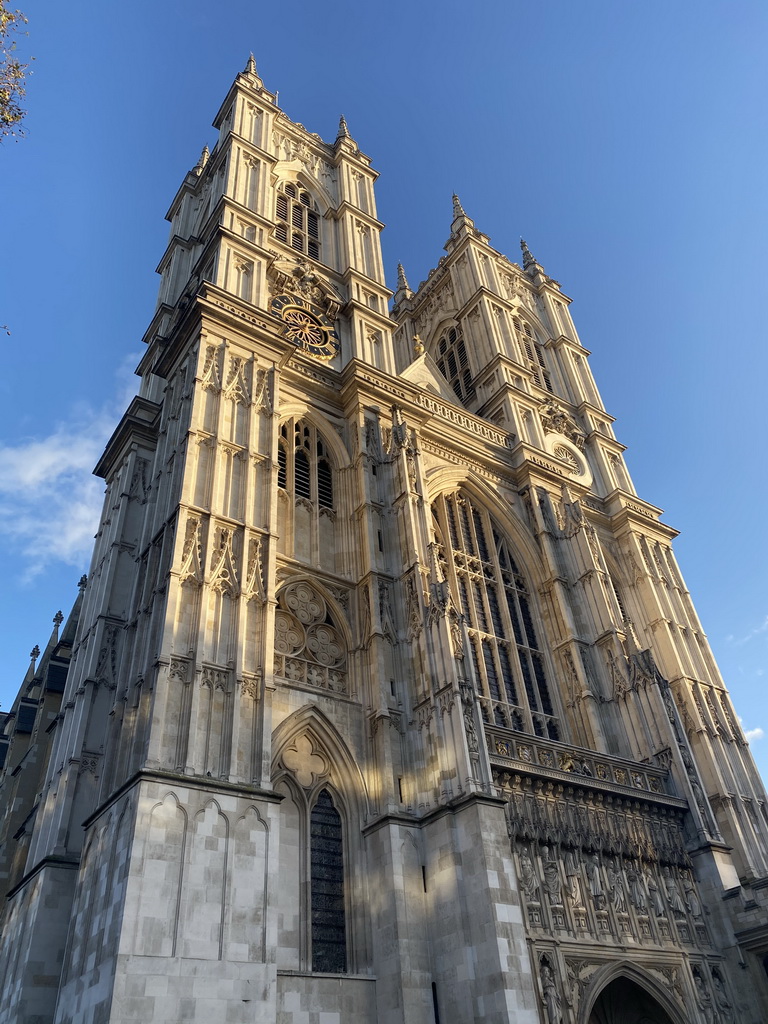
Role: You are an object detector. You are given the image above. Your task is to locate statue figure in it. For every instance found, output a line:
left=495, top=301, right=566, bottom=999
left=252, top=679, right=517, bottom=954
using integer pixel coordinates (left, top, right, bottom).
left=564, top=848, right=584, bottom=907
left=626, top=865, right=647, bottom=912
left=663, top=866, right=686, bottom=917
left=587, top=852, right=604, bottom=907
left=541, top=846, right=563, bottom=906
left=682, top=869, right=702, bottom=919
left=539, top=960, right=563, bottom=1024
left=607, top=858, right=627, bottom=914
left=519, top=846, right=540, bottom=903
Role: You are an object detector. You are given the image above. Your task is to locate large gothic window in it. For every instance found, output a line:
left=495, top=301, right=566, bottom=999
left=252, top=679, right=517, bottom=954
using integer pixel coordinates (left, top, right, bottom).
left=277, top=418, right=337, bottom=570
left=275, top=182, right=321, bottom=261
left=310, top=789, right=347, bottom=973
left=432, top=491, right=559, bottom=739
left=436, top=324, right=476, bottom=404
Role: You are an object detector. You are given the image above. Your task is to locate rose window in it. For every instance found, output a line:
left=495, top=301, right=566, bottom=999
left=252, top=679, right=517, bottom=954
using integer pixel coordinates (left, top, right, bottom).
left=274, top=581, right=347, bottom=694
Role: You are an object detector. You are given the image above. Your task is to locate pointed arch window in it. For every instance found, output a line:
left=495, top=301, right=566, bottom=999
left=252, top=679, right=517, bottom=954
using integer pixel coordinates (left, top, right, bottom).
left=310, top=789, right=347, bottom=973
left=276, top=418, right=338, bottom=570
left=512, top=316, right=553, bottom=394
left=278, top=419, right=334, bottom=509
left=432, top=491, right=559, bottom=739
left=436, top=324, right=476, bottom=404
left=275, top=181, right=321, bottom=261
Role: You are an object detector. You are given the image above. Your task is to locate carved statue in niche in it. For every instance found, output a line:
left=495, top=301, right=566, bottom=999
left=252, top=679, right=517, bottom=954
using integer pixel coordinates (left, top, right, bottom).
left=646, top=870, right=667, bottom=916
left=539, top=957, right=563, bottom=1024
left=711, top=968, right=734, bottom=1023
left=682, top=869, right=702, bottom=918
left=541, top=845, right=563, bottom=905
left=586, top=852, right=605, bottom=908
left=626, top=864, right=647, bottom=912
left=607, top=857, right=627, bottom=913
left=662, top=867, right=686, bottom=917
left=693, top=967, right=715, bottom=1024
left=564, top=848, right=584, bottom=907
left=518, top=845, right=540, bottom=903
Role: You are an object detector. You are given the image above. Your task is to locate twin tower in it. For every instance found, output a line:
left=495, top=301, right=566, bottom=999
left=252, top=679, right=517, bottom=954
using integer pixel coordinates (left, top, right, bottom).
left=0, top=58, right=766, bottom=1024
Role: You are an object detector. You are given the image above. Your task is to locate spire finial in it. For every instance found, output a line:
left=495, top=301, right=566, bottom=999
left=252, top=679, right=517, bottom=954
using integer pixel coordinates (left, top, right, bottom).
left=520, top=237, right=536, bottom=270
left=53, top=610, right=63, bottom=628
left=193, top=145, right=210, bottom=176
left=336, top=114, right=350, bottom=141
left=30, top=645, right=40, bottom=662
left=78, top=574, right=88, bottom=592
left=452, top=193, right=466, bottom=220
left=246, top=53, right=257, bottom=76
left=396, top=262, right=410, bottom=291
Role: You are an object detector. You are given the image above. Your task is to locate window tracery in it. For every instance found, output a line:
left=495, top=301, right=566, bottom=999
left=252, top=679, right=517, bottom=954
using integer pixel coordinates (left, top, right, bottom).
left=277, top=418, right=337, bottom=568
left=274, top=181, right=321, bottom=261
left=273, top=581, right=347, bottom=694
left=432, top=491, right=559, bottom=739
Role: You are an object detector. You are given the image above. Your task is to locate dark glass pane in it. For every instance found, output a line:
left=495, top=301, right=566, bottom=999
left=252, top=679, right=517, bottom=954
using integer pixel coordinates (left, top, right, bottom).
left=292, top=234, right=303, bottom=251
left=519, top=652, right=538, bottom=710
left=275, top=224, right=287, bottom=243
left=487, top=585, right=503, bottom=637
left=505, top=590, right=524, bottom=645
left=533, top=655, right=553, bottom=715
left=460, top=502, right=474, bottom=555
left=472, top=509, right=489, bottom=562
left=292, top=205, right=304, bottom=229
left=472, top=582, right=488, bottom=631
left=498, top=645, right=519, bottom=705
left=285, top=183, right=296, bottom=197
left=300, top=190, right=311, bottom=207
left=519, top=596, right=538, bottom=648
left=446, top=499, right=460, bottom=549
left=276, top=194, right=288, bottom=220
left=307, top=212, right=319, bottom=238
left=277, top=443, right=287, bottom=490
left=311, top=790, right=346, bottom=973
left=482, top=640, right=501, bottom=701
left=308, top=239, right=320, bottom=260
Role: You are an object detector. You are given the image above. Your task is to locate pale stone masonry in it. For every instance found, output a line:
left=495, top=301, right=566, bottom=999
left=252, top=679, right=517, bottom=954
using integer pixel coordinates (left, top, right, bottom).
left=0, top=57, right=766, bottom=1024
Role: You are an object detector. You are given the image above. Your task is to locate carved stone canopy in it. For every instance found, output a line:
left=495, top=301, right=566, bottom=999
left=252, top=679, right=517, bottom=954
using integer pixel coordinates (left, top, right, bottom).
left=268, top=255, right=341, bottom=321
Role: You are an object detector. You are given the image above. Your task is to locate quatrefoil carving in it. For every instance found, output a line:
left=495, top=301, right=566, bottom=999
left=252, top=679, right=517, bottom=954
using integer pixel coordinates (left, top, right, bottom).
left=282, top=734, right=328, bottom=788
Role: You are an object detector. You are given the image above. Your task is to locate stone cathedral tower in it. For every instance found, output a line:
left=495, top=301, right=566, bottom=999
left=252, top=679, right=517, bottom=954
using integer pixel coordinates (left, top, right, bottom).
left=1, top=59, right=767, bottom=1024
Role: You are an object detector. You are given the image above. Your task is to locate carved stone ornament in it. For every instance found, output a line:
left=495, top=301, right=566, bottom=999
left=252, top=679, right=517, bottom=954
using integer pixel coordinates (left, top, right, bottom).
left=267, top=255, right=341, bottom=322
left=539, top=399, right=586, bottom=450
left=282, top=734, right=328, bottom=788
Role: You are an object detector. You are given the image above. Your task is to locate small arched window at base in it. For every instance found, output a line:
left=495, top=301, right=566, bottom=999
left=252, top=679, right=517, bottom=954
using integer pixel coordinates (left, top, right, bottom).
left=310, top=789, right=347, bottom=973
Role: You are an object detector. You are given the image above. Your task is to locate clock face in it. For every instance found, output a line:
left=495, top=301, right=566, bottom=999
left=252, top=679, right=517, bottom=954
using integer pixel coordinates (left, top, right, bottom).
left=271, top=293, right=340, bottom=361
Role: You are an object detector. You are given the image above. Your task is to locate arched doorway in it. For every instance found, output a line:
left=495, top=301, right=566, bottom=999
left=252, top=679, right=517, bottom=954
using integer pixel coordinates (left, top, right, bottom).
left=588, top=977, right=676, bottom=1024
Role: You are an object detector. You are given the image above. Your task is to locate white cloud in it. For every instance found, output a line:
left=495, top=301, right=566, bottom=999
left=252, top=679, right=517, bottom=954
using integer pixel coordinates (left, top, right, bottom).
left=745, top=727, right=764, bottom=744
left=728, top=615, right=768, bottom=646
left=0, top=355, right=141, bottom=582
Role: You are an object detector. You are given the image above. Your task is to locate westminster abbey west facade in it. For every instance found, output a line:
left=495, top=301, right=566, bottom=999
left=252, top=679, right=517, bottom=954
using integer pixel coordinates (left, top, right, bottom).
left=1, top=58, right=767, bottom=1024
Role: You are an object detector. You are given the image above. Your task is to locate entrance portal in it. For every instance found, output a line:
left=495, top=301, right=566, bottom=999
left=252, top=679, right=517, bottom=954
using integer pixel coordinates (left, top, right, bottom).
left=588, top=977, right=677, bottom=1024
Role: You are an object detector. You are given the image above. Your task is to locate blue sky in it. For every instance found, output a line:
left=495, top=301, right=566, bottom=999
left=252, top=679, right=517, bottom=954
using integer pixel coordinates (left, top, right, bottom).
left=2, top=1, right=767, bottom=780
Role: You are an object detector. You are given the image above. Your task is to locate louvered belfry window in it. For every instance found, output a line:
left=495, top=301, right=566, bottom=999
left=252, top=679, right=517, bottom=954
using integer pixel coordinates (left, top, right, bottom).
left=436, top=324, right=476, bottom=404
left=275, top=182, right=321, bottom=260
left=512, top=316, right=553, bottom=394
left=432, top=491, right=559, bottom=740
left=277, top=419, right=334, bottom=510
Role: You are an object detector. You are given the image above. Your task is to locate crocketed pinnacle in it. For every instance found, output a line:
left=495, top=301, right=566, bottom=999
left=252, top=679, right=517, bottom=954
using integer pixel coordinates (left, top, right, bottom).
left=396, top=262, right=411, bottom=291
left=452, top=193, right=466, bottom=220
left=520, top=237, right=536, bottom=270
left=336, top=114, right=351, bottom=141
left=193, top=145, right=210, bottom=175
left=245, top=53, right=257, bottom=75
